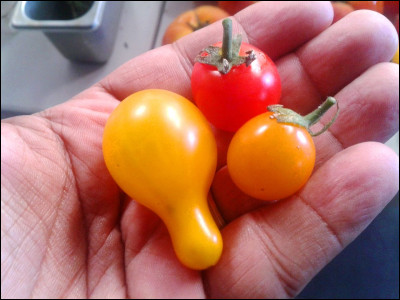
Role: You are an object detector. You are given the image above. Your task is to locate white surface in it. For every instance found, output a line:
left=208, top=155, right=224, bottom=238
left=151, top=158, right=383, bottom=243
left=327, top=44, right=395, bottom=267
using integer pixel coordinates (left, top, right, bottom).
left=1, top=1, right=163, bottom=114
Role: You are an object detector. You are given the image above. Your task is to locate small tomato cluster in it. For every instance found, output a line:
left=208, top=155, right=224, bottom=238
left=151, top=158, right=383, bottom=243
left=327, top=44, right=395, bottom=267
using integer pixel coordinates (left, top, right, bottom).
left=103, top=17, right=338, bottom=271
left=191, top=19, right=339, bottom=201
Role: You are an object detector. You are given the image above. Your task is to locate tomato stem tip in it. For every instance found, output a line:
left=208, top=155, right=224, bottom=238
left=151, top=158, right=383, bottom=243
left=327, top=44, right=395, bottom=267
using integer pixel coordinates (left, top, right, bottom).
left=222, top=19, right=233, bottom=61
left=268, top=97, right=339, bottom=136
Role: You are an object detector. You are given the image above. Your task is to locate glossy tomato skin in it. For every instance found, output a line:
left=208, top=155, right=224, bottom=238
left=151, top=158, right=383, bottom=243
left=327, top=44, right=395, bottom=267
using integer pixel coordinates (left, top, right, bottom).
left=191, top=42, right=281, bottom=132
left=227, top=112, right=315, bottom=201
left=102, top=89, right=222, bottom=270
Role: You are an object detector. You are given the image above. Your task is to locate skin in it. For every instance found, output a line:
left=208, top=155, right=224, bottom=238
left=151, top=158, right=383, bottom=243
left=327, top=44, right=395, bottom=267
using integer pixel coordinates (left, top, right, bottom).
left=1, top=2, right=399, bottom=298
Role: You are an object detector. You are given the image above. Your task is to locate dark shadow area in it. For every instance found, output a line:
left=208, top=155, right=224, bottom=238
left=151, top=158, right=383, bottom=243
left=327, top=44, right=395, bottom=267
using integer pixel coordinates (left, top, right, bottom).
left=298, top=192, right=399, bottom=299
left=25, top=1, right=94, bottom=20
left=1, top=110, right=29, bottom=120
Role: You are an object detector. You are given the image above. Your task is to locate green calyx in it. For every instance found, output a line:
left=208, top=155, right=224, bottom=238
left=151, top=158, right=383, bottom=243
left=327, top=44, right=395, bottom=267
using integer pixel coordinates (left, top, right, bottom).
left=268, top=97, right=340, bottom=136
left=194, top=18, right=256, bottom=74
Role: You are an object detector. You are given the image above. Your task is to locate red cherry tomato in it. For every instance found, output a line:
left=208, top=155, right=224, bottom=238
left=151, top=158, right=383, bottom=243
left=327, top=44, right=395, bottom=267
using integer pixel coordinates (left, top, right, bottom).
left=383, top=1, right=399, bottom=22
left=191, top=41, right=281, bottom=132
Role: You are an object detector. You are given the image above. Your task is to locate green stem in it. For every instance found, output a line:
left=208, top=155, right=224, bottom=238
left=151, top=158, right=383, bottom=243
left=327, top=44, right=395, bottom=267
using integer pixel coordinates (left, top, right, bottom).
left=267, top=97, right=339, bottom=137
left=222, top=19, right=233, bottom=61
left=304, top=96, right=337, bottom=127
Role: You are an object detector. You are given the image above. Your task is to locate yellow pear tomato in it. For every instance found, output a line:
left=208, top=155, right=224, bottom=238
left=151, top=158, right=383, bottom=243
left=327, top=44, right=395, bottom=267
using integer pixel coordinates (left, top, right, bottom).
left=102, top=89, right=222, bottom=270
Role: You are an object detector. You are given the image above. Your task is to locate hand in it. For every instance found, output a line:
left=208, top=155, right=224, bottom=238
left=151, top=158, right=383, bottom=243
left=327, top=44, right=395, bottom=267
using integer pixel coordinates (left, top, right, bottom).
left=1, top=2, right=398, bottom=298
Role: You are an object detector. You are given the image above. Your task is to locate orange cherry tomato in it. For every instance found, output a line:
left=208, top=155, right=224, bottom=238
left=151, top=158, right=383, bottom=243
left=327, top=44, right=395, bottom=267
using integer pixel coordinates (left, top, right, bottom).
left=103, top=89, right=222, bottom=270
left=162, top=5, right=229, bottom=45
left=227, top=111, right=316, bottom=201
left=331, top=2, right=354, bottom=23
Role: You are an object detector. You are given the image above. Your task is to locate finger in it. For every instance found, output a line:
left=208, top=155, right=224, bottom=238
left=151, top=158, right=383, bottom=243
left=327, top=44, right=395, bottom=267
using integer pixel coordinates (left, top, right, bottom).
left=205, top=142, right=399, bottom=298
left=173, top=1, right=333, bottom=63
left=98, top=45, right=193, bottom=101
left=234, top=1, right=334, bottom=60
left=312, top=62, right=399, bottom=169
left=120, top=200, right=205, bottom=298
left=99, top=2, right=333, bottom=101
left=278, top=10, right=398, bottom=114
left=322, top=63, right=399, bottom=146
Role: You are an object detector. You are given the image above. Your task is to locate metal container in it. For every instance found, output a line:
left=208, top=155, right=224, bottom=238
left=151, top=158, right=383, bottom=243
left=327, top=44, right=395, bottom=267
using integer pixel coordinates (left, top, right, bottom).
left=11, top=1, right=123, bottom=63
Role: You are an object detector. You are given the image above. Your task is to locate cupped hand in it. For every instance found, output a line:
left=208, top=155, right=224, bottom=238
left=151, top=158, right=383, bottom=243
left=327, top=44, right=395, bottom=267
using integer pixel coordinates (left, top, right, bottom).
left=1, top=2, right=399, bottom=298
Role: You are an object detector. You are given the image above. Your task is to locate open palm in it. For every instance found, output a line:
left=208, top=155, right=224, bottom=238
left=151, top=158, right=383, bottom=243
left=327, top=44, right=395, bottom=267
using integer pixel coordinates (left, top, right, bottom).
left=1, top=2, right=399, bottom=298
